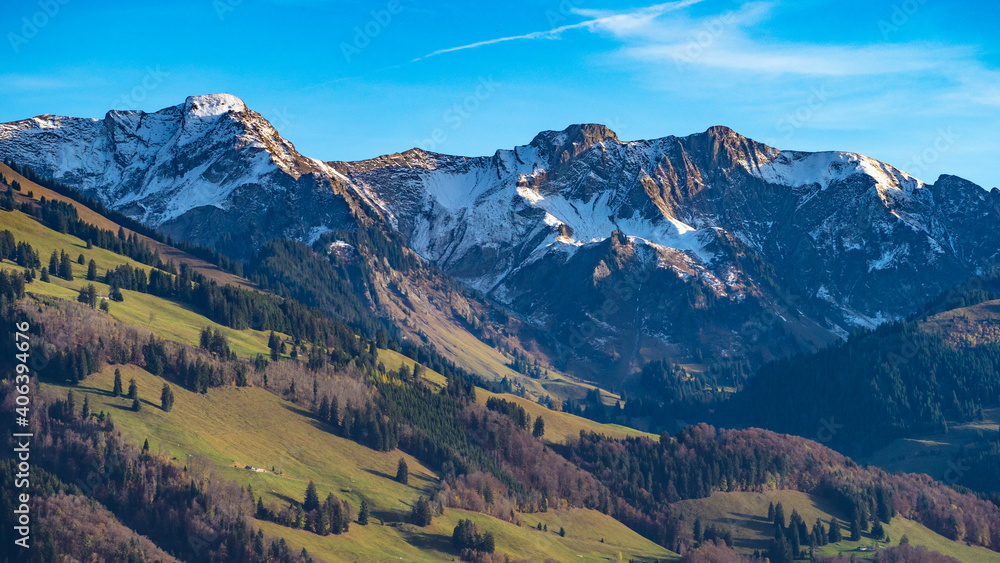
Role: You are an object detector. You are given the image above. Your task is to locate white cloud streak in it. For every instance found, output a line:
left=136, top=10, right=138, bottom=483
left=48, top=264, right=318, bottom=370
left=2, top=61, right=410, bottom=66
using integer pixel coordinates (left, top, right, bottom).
left=413, top=0, right=705, bottom=61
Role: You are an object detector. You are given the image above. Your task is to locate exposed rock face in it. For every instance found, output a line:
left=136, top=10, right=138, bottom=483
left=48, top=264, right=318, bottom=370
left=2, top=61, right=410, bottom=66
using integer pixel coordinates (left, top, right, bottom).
left=330, top=124, right=1000, bottom=377
left=0, top=93, right=375, bottom=251
left=4, top=97, right=1000, bottom=381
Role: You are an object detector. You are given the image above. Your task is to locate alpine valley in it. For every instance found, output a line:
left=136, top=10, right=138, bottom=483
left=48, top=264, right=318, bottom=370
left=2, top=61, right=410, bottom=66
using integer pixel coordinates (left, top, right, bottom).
left=1, top=94, right=999, bottom=563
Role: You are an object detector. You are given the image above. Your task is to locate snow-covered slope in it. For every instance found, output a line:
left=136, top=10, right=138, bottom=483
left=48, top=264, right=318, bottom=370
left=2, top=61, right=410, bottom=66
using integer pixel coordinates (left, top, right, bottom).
left=334, top=124, right=999, bottom=315
left=330, top=123, right=1000, bottom=375
left=0, top=94, right=375, bottom=248
left=4, top=97, right=1000, bottom=376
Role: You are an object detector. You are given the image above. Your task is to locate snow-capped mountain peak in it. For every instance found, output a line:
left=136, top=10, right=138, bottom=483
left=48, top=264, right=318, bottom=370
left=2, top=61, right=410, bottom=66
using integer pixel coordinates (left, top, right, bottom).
left=183, top=93, right=248, bottom=119
left=3, top=99, right=1000, bottom=374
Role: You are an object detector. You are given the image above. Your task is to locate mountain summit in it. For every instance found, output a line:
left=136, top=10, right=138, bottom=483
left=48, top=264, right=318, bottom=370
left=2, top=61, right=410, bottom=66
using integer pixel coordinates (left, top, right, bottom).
left=3, top=96, right=999, bottom=378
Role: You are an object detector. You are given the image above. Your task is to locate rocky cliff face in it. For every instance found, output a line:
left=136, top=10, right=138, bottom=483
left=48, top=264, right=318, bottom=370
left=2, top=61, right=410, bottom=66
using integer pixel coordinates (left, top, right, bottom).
left=4, top=96, right=999, bottom=381
left=0, top=94, right=377, bottom=252
left=331, top=123, right=1000, bottom=376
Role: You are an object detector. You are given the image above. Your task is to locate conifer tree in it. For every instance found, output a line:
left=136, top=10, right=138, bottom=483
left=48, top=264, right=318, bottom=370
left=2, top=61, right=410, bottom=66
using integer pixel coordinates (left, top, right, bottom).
left=66, top=390, right=76, bottom=419
left=59, top=250, right=73, bottom=280
left=850, top=510, right=862, bottom=541
left=303, top=481, right=320, bottom=512
left=113, top=368, right=123, bottom=397
left=410, top=497, right=433, bottom=526
left=358, top=499, right=370, bottom=525
left=329, top=396, right=340, bottom=429
left=533, top=415, right=546, bottom=438
left=318, top=395, right=330, bottom=423
left=396, top=458, right=409, bottom=485
left=128, top=378, right=138, bottom=399
left=268, top=331, right=280, bottom=360
left=774, top=502, right=786, bottom=530
left=872, top=520, right=886, bottom=541
left=828, top=519, right=842, bottom=543
left=86, top=259, right=97, bottom=281
left=161, top=383, right=174, bottom=412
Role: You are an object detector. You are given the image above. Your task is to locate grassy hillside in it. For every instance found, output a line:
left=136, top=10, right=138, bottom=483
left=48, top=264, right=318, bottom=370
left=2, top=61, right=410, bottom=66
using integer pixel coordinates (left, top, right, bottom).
left=862, top=408, right=999, bottom=482
left=383, top=269, right=630, bottom=409
left=476, top=388, right=656, bottom=444
left=379, top=348, right=654, bottom=443
left=39, top=366, right=675, bottom=562
left=921, top=298, right=1000, bottom=347
left=0, top=162, right=251, bottom=289
left=1, top=207, right=275, bottom=358
left=262, top=507, right=676, bottom=563
left=673, top=489, right=999, bottom=562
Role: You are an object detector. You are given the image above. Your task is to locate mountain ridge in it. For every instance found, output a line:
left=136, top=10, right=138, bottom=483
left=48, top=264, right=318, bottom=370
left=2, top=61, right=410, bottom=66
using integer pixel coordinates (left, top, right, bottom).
left=4, top=93, right=1000, bottom=379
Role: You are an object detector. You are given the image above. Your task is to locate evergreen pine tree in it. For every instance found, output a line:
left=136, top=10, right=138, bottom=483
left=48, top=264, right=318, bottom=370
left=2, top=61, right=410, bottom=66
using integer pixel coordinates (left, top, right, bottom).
left=86, top=259, right=97, bottom=281
left=396, top=458, right=409, bottom=485
left=303, top=481, right=320, bottom=512
left=59, top=251, right=73, bottom=280
left=318, top=396, right=330, bottom=423
left=127, top=378, right=138, bottom=399
left=410, top=497, right=433, bottom=526
left=828, top=519, right=842, bottom=543
left=329, top=396, right=340, bottom=429
left=872, top=520, right=886, bottom=541
left=81, top=395, right=90, bottom=419
left=774, top=502, right=786, bottom=530
left=132, top=397, right=141, bottom=412
left=113, top=369, right=123, bottom=397
left=358, top=500, right=370, bottom=525
left=850, top=511, right=862, bottom=541
left=533, top=415, right=546, bottom=438
left=161, top=383, right=174, bottom=412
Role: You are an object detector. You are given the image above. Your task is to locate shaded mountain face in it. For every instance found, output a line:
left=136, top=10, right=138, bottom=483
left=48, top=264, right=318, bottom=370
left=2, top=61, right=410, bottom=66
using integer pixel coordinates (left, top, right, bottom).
left=3, top=95, right=1000, bottom=382
left=332, top=124, right=1000, bottom=379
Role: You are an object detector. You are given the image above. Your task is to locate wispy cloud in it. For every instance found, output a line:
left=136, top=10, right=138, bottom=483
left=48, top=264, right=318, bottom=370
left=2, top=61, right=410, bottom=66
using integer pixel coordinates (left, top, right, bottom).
left=626, top=41, right=973, bottom=77
left=0, top=75, right=80, bottom=91
left=412, top=0, right=705, bottom=61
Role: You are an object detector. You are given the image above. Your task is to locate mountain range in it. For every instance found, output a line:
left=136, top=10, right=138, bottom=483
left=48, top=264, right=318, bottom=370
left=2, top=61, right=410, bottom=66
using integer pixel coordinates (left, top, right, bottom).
left=4, top=93, right=1000, bottom=382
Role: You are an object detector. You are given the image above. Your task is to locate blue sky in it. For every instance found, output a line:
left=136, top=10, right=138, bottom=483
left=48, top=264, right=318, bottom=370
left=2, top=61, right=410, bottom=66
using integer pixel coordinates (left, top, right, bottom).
left=2, top=0, right=998, bottom=187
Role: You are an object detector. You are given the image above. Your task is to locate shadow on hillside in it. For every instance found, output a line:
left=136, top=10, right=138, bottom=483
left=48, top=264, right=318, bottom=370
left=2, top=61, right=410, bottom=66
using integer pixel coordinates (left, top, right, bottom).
left=363, top=468, right=397, bottom=482
left=279, top=402, right=315, bottom=419
left=398, top=524, right=454, bottom=555
left=724, top=513, right=772, bottom=551
left=270, top=491, right=300, bottom=507
left=368, top=504, right=411, bottom=525
left=731, top=511, right=768, bottom=522
left=362, top=467, right=436, bottom=487
left=74, top=383, right=114, bottom=397
left=107, top=398, right=159, bottom=411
